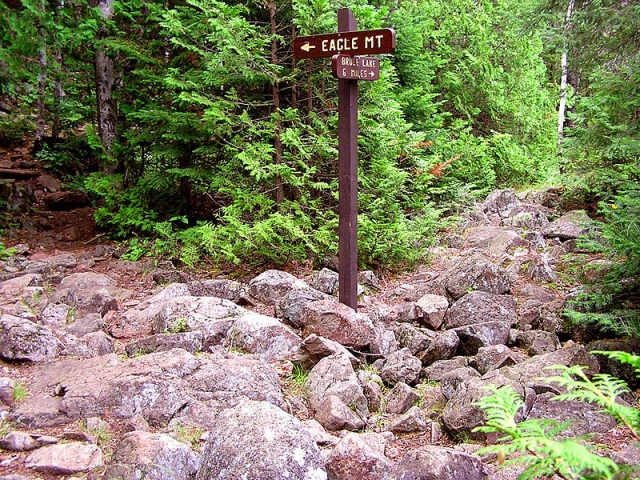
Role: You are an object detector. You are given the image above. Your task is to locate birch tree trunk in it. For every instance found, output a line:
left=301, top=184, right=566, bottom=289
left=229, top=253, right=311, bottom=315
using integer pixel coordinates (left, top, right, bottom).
left=94, top=0, right=118, bottom=174
left=35, top=14, right=47, bottom=148
left=557, top=0, right=575, bottom=154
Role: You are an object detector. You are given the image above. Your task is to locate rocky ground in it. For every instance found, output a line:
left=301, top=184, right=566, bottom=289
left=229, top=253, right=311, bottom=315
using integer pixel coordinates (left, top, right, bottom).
left=0, top=151, right=639, bottom=479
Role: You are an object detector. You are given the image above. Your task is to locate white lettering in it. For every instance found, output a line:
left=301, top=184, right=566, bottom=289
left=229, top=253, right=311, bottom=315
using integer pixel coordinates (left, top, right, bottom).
left=375, top=34, right=383, bottom=47
left=364, top=36, right=373, bottom=49
left=322, top=39, right=328, bottom=51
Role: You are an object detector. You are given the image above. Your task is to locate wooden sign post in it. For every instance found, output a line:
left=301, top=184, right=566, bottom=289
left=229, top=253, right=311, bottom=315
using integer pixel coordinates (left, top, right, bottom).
left=294, top=9, right=396, bottom=311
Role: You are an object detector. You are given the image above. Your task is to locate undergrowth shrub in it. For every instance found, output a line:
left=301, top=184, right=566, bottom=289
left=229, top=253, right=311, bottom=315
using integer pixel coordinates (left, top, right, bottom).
left=475, top=351, right=640, bottom=480
left=565, top=180, right=640, bottom=338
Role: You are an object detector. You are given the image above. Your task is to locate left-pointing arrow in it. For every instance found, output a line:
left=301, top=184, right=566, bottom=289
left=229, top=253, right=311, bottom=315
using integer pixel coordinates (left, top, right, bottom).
left=301, top=43, right=315, bottom=52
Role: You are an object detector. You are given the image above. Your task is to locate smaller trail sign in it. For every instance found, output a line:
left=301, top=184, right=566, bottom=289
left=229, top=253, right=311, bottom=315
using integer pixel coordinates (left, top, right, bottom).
left=332, top=55, right=379, bottom=81
left=294, top=28, right=396, bottom=59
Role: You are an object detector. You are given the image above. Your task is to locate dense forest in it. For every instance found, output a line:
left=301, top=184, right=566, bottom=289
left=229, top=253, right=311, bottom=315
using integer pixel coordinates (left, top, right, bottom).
left=0, top=0, right=638, bottom=334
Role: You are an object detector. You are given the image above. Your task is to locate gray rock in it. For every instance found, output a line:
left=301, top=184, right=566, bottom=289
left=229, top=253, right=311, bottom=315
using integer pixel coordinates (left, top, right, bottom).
left=25, top=442, right=103, bottom=474
left=0, top=431, right=41, bottom=451
left=276, top=287, right=330, bottom=329
left=543, top=210, right=592, bottom=239
left=107, top=431, right=199, bottom=480
left=380, top=348, right=422, bottom=387
left=386, top=445, right=487, bottom=480
left=484, top=230, right=531, bottom=257
left=187, top=278, right=245, bottom=302
left=315, top=395, right=365, bottom=431
left=394, top=324, right=433, bottom=356
left=151, top=295, right=244, bottom=336
left=440, top=254, right=510, bottom=300
left=0, top=314, right=59, bottom=362
left=11, top=349, right=201, bottom=428
left=58, top=272, right=116, bottom=290
left=290, top=334, right=360, bottom=370
left=187, top=355, right=285, bottom=412
left=501, top=342, right=600, bottom=393
left=303, top=419, right=340, bottom=447
left=310, top=268, right=339, bottom=295
left=384, top=406, right=429, bottom=434
left=445, top=291, right=516, bottom=329
left=516, top=330, right=559, bottom=356
left=464, top=226, right=511, bottom=249
left=441, top=372, right=523, bottom=439
left=227, top=313, right=301, bottom=362
left=483, top=189, right=521, bottom=215
left=60, top=331, right=114, bottom=358
left=39, top=303, right=70, bottom=329
left=306, top=354, right=368, bottom=421
left=420, top=357, right=467, bottom=382
left=0, top=377, right=15, bottom=406
left=385, top=382, right=418, bottom=415
left=588, top=338, right=640, bottom=389
left=440, top=367, right=482, bottom=400
left=370, top=323, right=399, bottom=358
left=196, top=399, right=327, bottom=480
left=249, top=269, right=309, bottom=305
left=301, top=299, right=375, bottom=349
left=415, top=294, right=448, bottom=330
left=453, top=321, right=511, bottom=356
left=528, top=392, right=618, bottom=437
left=475, top=344, right=526, bottom=375
left=125, top=332, right=204, bottom=356
left=65, top=313, right=104, bottom=336
left=325, top=433, right=391, bottom=480
left=501, top=204, right=549, bottom=230
left=417, top=330, right=460, bottom=366
left=24, top=253, right=77, bottom=275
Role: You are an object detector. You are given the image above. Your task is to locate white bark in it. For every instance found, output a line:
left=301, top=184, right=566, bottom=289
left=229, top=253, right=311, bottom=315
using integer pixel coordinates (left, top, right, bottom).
left=557, top=0, right=575, bottom=153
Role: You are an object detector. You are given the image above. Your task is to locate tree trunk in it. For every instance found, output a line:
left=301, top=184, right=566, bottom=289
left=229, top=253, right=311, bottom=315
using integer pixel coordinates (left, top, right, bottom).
left=267, top=0, right=284, bottom=205
left=52, top=0, right=64, bottom=141
left=35, top=22, right=47, bottom=148
left=557, top=0, right=575, bottom=154
left=94, top=0, right=118, bottom=174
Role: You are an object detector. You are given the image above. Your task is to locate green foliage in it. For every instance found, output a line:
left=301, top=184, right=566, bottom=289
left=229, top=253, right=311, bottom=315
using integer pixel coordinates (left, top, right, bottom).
left=0, top=242, right=15, bottom=261
left=0, top=116, right=32, bottom=147
left=12, top=381, right=29, bottom=402
left=565, top=183, right=640, bottom=338
left=475, top=352, right=640, bottom=479
left=546, top=361, right=640, bottom=437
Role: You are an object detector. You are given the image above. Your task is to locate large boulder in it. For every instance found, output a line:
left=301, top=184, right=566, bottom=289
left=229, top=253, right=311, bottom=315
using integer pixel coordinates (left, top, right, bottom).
left=439, top=254, right=510, bottom=300
left=276, top=287, right=331, bottom=329
left=417, top=330, right=460, bottom=366
left=186, top=355, right=285, bottom=412
left=0, top=314, right=59, bottom=362
left=483, top=189, right=521, bottom=216
left=385, top=445, right=487, bottom=480
left=226, top=313, right=301, bottom=362
left=104, top=431, right=199, bottom=480
left=25, top=443, right=103, bottom=474
left=249, top=269, right=308, bottom=305
left=289, top=334, right=360, bottom=370
left=453, top=321, right=511, bottom=355
left=543, top=210, right=592, bottom=239
left=415, top=294, right=449, bottom=330
left=301, top=299, right=375, bottom=349
left=501, top=342, right=600, bottom=393
left=196, top=400, right=326, bottom=480
left=306, top=354, right=368, bottom=421
left=11, top=349, right=201, bottom=428
left=380, top=348, right=422, bottom=387
left=445, top=291, right=516, bottom=329
left=325, top=433, right=391, bottom=480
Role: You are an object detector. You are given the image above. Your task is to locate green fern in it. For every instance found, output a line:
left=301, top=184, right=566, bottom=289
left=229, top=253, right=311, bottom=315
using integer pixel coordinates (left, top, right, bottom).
left=474, top=385, right=619, bottom=480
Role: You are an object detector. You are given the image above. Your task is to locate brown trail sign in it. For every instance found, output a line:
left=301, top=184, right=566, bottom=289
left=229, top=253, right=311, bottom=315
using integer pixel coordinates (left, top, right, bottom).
left=293, top=28, right=395, bottom=59
left=294, top=9, right=395, bottom=311
left=332, top=55, right=380, bottom=81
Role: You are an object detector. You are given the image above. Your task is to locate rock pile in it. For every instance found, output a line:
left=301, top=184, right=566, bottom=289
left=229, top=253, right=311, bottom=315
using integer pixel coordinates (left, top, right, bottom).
left=0, top=189, right=637, bottom=479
